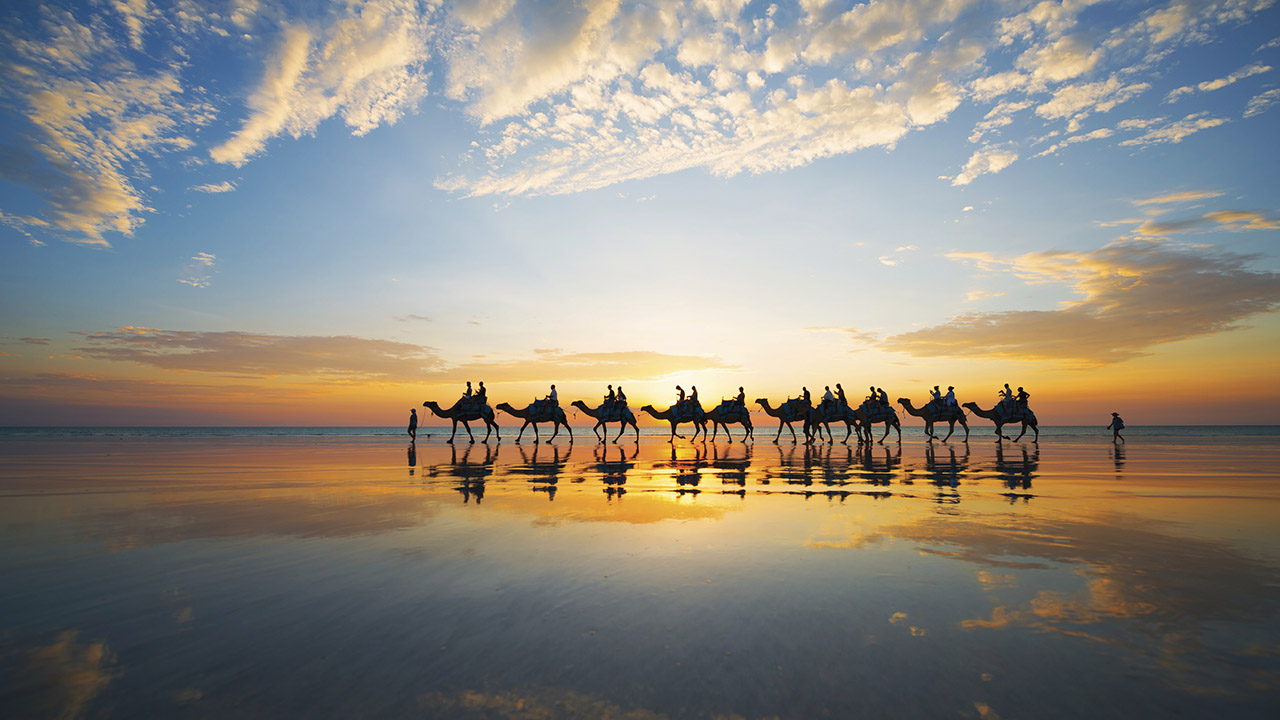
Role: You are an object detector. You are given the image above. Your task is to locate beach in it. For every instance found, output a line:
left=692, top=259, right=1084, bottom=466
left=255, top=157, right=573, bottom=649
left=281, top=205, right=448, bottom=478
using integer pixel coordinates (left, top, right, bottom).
left=2, top=428, right=1278, bottom=718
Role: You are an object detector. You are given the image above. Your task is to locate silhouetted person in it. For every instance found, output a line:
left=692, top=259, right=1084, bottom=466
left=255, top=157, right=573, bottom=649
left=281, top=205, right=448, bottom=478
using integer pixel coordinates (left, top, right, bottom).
left=1108, top=412, right=1125, bottom=443
left=735, top=386, right=746, bottom=407
left=877, top=387, right=888, bottom=407
left=545, top=384, right=558, bottom=405
left=476, top=381, right=487, bottom=404
left=944, top=386, right=957, bottom=408
left=802, top=387, right=811, bottom=406
left=408, top=408, right=418, bottom=440
left=690, top=385, right=699, bottom=404
left=617, top=386, right=627, bottom=405
left=1015, top=386, right=1029, bottom=410
left=676, top=385, right=686, bottom=402
left=606, top=384, right=616, bottom=403
left=407, top=442, right=416, bottom=470
left=464, top=381, right=473, bottom=397
left=836, top=383, right=847, bottom=407
left=930, top=385, right=942, bottom=404
left=1000, top=383, right=1012, bottom=407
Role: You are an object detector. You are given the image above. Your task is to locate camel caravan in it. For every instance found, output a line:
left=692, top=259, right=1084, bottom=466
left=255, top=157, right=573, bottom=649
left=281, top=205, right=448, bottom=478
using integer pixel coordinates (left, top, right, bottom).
left=420, top=380, right=1038, bottom=445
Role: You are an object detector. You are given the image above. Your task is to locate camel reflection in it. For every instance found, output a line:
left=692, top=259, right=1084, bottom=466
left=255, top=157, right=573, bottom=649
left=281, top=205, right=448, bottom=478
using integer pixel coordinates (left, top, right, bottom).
left=427, top=443, right=498, bottom=504
left=592, top=442, right=637, bottom=489
left=711, top=442, right=752, bottom=486
left=854, top=443, right=901, bottom=488
left=921, top=444, right=969, bottom=504
left=657, top=443, right=709, bottom=494
left=513, top=443, right=573, bottom=501
left=993, top=444, right=1038, bottom=502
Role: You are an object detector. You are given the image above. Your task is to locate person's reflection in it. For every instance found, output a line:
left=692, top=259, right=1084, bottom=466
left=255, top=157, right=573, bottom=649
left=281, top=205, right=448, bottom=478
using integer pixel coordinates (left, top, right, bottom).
left=994, top=443, right=1039, bottom=502
left=1111, top=444, right=1126, bottom=476
left=407, top=442, right=416, bottom=476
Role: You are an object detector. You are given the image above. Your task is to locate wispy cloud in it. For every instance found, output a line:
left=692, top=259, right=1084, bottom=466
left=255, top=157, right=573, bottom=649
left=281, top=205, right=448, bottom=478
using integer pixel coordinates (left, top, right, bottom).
left=1243, top=87, right=1280, bottom=118
left=1134, top=190, right=1224, bottom=206
left=178, top=253, right=218, bottom=288
left=77, top=327, right=445, bottom=381
left=1118, top=112, right=1229, bottom=146
left=1165, top=63, right=1271, bottom=102
left=191, top=181, right=236, bottom=194
left=882, top=243, right=1280, bottom=365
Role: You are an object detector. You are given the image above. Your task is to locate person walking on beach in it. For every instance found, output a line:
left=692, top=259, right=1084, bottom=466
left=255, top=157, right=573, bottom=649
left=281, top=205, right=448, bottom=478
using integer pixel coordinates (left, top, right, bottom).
left=408, top=408, right=417, bottom=440
left=1108, top=412, right=1125, bottom=443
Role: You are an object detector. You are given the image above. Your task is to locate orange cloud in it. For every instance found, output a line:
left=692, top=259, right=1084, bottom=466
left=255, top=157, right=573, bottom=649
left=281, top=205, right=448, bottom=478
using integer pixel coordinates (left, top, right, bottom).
left=882, top=242, right=1280, bottom=365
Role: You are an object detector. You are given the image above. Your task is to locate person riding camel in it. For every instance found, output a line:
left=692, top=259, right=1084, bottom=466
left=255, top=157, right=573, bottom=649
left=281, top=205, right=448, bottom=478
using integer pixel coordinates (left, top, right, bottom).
left=735, top=387, right=746, bottom=408
left=802, top=387, right=812, bottom=407
left=930, top=385, right=942, bottom=405
left=475, top=381, right=487, bottom=404
left=878, top=387, right=889, bottom=408
left=822, top=385, right=836, bottom=412
left=461, top=381, right=473, bottom=409
left=944, top=386, right=957, bottom=409
left=545, top=384, right=558, bottom=405
left=617, top=386, right=627, bottom=406
left=1015, top=386, right=1030, bottom=410
left=836, top=383, right=847, bottom=407
left=605, top=384, right=616, bottom=404
left=689, top=385, right=699, bottom=405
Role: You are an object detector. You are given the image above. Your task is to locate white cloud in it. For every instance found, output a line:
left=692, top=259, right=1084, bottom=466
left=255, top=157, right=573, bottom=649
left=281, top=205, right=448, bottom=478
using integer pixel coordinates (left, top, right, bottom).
left=211, top=0, right=435, bottom=166
left=949, top=146, right=1019, bottom=186
left=1134, top=189, right=1223, bottom=205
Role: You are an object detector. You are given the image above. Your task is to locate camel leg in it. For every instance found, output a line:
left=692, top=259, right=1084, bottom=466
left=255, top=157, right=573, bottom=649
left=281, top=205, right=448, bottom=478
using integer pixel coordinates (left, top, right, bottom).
left=481, top=421, right=493, bottom=444
left=960, top=420, right=970, bottom=442
left=788, top=422, right=798, bottom=443
left=774, top=422, right=783, bottom=443
left=631, top=422, right=640, bottom=443
left=940, top=421, right=955, bottom=443
left=515, top=421, right=528, bottom=443
left=894, top=422, right=901, bottom=443
left=1031, top=425, right=1039, bottom=442
left=877, top=423, right=888, bottom=445
left=447, top=419, right=458, bottom=444
left=461, top=421, right=475, bottom=444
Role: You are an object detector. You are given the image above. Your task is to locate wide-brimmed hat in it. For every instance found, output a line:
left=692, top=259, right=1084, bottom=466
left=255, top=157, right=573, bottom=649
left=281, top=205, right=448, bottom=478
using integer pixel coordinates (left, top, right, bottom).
left=1111, top=412, right=1119, bottom=416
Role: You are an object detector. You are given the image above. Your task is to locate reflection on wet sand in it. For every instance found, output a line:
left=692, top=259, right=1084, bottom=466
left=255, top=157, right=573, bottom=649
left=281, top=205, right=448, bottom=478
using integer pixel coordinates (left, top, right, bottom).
left=2, top=435, right=1279, bottom=718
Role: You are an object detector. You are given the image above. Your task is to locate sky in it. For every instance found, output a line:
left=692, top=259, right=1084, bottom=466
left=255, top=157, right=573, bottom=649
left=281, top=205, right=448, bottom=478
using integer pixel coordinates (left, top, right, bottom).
left=1, top=0, right=1278, bottom=426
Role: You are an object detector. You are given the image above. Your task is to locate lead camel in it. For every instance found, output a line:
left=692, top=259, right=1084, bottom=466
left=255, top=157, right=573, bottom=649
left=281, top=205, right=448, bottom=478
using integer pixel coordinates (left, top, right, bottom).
left=962, top=402, right=1038, bottom=443
left=421, top=399, right=500, bottom=444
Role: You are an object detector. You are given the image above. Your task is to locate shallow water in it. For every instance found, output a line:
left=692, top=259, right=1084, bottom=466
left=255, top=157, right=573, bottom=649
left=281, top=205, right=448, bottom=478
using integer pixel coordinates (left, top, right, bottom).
left=1, top=432, right=1278, bottom=719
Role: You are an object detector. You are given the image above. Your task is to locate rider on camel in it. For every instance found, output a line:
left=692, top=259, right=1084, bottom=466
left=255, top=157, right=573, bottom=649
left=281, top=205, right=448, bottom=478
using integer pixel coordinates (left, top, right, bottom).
left=617, top=386, right=627, bottom=405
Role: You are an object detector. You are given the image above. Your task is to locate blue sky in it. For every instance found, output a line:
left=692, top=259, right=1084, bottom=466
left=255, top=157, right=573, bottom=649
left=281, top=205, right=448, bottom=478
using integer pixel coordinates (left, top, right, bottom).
left=1, top=0, right=1278, bottom=424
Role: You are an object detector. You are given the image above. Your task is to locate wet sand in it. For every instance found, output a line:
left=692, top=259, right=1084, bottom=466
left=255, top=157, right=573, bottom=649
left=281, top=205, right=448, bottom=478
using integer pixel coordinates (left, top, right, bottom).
left=2, top=432, right=1278, bottom=718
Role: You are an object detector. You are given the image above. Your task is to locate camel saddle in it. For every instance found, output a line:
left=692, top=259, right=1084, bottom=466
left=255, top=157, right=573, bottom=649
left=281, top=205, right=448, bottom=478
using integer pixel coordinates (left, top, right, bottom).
left=714, top=401, right=749, bottom=423
left=601, top=400, right=628, bottom=422
left=925, top=400, right=962, bottom=420
left=674, top=400, right=704, bottom=422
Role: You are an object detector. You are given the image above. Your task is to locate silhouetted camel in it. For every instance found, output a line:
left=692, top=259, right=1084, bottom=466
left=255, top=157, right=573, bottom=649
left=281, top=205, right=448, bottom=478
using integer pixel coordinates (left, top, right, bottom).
left=571, top=400, right=639, bottom=443
left=422, top=399, right=500, bottom=444
left=755, top=398, right=810, bottom=443
left=963, top=402, right=1039, bottom=443
left=496, top=401, right=573, bottom=444
left=705, top=401, right=754, bottom=442
left=852, top=402, right=901, bottom=444
left=898, top=398, right=969, bottom=443
left=802, top=403, right=863, bottom=445
left=641, top=404, right=708, bottom=442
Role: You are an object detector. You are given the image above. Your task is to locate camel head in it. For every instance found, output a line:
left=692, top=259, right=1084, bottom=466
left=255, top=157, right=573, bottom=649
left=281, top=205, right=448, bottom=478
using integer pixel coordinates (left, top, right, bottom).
left=962, top=402, right=979, bottom=411
left=640, top=404, right=658, bottom=416
left=495, top=402, right=515, bottom=413
left=896, top=398, right=911, bottom=406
